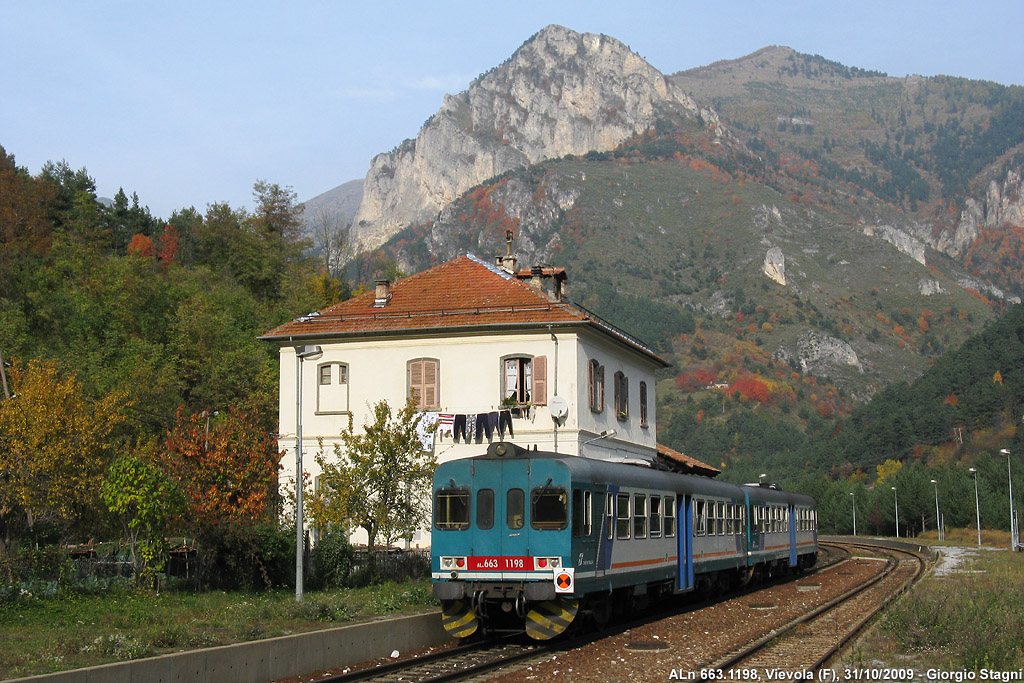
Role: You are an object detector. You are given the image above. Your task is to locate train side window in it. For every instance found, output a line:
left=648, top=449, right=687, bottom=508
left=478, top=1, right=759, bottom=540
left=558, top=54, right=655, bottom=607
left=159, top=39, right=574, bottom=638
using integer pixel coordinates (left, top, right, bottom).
left=477, top=489, right=494, bottom=530
left=650, top=496, right=662, bottom=537
left=633, top=494, right=647, bottom=539
left=435, top=488, right=470, bottom=531
left=664, top=497, right=676, bottom=537
left=695, top=500, right=706, bottom=537
left=604, top=492, right=613, bottom=540
left=584, top=490, right=593, bottom=537
left=716, top=501, right=725, bottom=535
left=739, top=505, right=746, bottom=532
left=532, top=487, right=568, bottom=530
left=616, top=493, right=630, bottom=539
left=729, top=504, right=736, bottom=535
left=507, top=488, right=525, bottom=530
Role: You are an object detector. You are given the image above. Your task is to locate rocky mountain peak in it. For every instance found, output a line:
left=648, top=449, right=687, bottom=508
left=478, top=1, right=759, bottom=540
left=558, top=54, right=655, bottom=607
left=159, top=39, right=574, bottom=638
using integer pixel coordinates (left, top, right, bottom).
left=349, top=24, right=721, bottom=251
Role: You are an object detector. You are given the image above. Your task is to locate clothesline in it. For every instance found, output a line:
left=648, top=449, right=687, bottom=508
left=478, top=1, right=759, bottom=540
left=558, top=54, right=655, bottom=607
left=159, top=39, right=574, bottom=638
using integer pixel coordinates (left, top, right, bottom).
left=416, top=407, right=533, bottom=451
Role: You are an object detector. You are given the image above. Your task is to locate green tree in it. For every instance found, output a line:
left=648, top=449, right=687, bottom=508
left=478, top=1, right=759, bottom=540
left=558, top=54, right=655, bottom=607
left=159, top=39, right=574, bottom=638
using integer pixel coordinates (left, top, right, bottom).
left=101, top=450, right=183, bottom=586
left=312, top=398, right=436, bottom=558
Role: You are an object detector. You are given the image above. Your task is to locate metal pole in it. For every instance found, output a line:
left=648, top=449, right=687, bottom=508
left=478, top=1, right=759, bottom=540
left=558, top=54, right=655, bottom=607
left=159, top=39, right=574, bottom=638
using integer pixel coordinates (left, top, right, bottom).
left=892, top=487, right=899, bottom=538
left=1002, top=449, right=1014, bottom=550
left=970, top=467, right=981, bottom=547
left=295, top=352, right=304, bottom=602
left=0, top=349, right=10, bottom=400
left=931, top=479, right=941, bottom=541
left=850, top=491, right=856, bottom=536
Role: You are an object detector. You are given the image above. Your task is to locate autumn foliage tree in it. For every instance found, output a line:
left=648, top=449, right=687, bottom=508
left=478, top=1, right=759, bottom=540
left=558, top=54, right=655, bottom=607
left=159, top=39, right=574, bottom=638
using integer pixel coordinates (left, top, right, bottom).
left=0, top=360, right=128, bottom=552
left=158, top=406, right=281, bottom=535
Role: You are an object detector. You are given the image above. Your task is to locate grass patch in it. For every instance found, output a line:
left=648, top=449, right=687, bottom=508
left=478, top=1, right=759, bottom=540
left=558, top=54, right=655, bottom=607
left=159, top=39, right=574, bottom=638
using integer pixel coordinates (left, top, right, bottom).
left=846, top=538, right=1024, bottom=670
left=0, top=579, right=436, bottom=679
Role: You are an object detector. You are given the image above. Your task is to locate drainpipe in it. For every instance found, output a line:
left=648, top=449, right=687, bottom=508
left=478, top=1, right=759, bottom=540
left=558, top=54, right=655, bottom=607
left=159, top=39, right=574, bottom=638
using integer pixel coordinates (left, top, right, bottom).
left=548, top=326, right=558, bottom=453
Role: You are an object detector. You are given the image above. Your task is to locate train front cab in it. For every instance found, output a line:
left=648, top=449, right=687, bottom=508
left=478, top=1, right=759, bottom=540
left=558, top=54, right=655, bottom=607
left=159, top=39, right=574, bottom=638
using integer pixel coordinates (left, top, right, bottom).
left=431, top=451, right=577, bottom=640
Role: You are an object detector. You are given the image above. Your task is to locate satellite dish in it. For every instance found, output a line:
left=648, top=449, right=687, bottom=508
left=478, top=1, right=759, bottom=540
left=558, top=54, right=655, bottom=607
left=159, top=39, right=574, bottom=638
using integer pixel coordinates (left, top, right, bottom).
left=549, top=396, right=568, bottom=419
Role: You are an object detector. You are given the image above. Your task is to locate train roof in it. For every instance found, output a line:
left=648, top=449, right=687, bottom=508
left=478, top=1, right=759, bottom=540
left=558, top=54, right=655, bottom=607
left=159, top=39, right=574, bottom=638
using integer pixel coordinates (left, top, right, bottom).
left=435, top=442, right=815, bottom=506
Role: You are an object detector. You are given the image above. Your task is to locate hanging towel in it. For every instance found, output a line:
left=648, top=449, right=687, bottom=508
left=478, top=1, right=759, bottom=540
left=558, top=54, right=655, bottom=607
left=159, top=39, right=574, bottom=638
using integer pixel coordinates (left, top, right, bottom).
left=438, top=413, right=455, bottom=437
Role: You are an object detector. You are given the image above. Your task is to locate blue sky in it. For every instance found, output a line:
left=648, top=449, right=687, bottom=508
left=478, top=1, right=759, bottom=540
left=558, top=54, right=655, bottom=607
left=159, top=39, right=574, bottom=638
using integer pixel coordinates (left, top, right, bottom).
left=3, top=1, right=1022, bottom=220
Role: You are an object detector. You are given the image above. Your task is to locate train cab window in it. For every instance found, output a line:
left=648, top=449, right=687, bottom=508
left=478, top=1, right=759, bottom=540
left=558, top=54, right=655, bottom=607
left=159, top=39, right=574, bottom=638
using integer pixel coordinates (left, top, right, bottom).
left=435, top=488, right=470, bottom=531
left=633, top=494, right=647, bottom=539
left=477, top=489, right=494, bottom=530
left=664, top=497, right=676, bottom=537
left=695, top=500, right=707, bottom=536
left=531, top=487, right=568, bottom=530
left=616, top=493, right=631, bottom=539
left=507, top=488, right=525, bottom=530
left=650, top=496, right=662, bottom=537
left=606, top=492, right=615, bottom=540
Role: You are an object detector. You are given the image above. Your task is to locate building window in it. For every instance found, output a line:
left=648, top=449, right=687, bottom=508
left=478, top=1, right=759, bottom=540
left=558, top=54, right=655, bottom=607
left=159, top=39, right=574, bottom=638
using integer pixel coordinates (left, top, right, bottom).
left=502, top=355, right=547, bottom=406
left=614, top=371, right=628, bottom=420
left=408, top=358, right=439, bottom=410
left=588, top=359, right=604, bottom=412
left=639, top=381, right=648, bottom=427
left=316, top=362, right=349, bottom=414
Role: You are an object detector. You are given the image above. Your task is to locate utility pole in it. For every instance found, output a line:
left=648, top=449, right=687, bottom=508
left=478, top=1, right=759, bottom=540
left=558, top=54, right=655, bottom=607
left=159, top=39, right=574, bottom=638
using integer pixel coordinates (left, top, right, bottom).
left=0, top=349, right=10, bottom=400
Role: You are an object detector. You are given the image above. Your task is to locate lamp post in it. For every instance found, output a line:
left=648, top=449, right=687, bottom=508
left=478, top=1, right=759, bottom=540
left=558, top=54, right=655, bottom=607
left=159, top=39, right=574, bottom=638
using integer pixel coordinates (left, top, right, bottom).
left=891, top=486, right=899, bottom=538
left=1000, top=448, right=1015, bottom=549
left=294, top=344, right=322, bottom=602
left=970, top=467, right=981, bottom=547
left=850, top=491, right=857, bottom=537
left=930, top=479, right=941, bottom=541
left=581, top=429, right=616, bottom=447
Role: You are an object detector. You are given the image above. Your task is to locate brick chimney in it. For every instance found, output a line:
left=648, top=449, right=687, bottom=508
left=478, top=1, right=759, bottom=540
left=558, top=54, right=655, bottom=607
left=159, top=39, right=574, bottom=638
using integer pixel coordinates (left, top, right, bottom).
left=373, top=279, right=391, bottom=307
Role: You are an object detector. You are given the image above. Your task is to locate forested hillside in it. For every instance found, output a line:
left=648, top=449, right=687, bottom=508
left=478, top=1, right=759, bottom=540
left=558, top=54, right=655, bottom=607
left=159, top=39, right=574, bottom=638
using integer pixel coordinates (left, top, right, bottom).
left=0, top=146, right=347, bottom=555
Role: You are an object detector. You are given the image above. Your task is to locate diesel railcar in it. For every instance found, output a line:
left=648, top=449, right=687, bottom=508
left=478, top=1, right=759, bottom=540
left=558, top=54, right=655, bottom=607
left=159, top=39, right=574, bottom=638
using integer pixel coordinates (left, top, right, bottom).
left=431, top=442, right=817, bottom=640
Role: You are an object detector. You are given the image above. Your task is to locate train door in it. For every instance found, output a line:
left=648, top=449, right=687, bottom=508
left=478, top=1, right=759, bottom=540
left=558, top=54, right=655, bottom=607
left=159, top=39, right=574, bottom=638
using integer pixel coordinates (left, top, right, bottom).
left=471, top=460, right=503, bottom=560
left=500, top=457, right=531, bottom=570
left=788, top=504, right=797, bottom=567
left=677, top=495, right=693, bottom=591
left=572, top=486, right=598, bottom=575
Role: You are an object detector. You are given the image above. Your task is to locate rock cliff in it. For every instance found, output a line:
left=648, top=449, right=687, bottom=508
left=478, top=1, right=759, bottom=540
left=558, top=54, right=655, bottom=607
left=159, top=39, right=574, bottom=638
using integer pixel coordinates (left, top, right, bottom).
left=350, top=24, right=721, bottom=251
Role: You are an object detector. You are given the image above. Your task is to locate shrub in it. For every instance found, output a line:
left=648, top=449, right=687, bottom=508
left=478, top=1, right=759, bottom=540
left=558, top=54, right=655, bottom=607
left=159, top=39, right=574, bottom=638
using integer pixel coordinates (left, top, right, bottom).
left=197, top=522, right=293, bottom=591
left=310, top=527, right=355, bottom=589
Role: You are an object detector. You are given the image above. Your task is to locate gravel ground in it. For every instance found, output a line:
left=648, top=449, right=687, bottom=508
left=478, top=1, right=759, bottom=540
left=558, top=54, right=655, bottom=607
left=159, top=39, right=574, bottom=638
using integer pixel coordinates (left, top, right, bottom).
left=491, top=558, right=882, bottom=682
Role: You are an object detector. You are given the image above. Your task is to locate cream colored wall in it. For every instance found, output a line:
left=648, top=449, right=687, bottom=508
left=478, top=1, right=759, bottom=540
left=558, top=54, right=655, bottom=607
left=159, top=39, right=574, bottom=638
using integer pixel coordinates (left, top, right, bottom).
left=275, top=328, right=661, bottom=547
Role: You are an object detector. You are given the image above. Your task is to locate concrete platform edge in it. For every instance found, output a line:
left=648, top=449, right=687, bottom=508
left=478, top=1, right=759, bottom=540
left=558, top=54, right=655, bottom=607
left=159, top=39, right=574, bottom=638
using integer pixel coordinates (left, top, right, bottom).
left=4, top=610, right=449, bottom=683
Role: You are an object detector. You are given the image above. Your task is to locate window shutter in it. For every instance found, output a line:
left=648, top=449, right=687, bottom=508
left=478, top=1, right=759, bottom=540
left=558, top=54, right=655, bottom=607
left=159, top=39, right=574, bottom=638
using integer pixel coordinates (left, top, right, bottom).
left=423, top=359, right=438, bottom=408
left=409, top=360, right=423, bottom=406
left=532, top=355, right=547, bottom=405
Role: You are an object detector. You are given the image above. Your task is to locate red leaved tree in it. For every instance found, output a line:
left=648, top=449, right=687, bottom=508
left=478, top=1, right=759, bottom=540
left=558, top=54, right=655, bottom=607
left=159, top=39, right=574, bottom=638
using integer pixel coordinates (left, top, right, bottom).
left=159, top=406, right=281, bottom=533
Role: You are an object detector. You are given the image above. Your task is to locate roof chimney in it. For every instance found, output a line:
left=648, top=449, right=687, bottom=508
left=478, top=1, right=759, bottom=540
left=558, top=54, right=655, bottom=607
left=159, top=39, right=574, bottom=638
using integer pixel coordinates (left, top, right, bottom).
left=530, top=265, right=543, bottom=290
left=496, top=229, right=518, bottom=273
left=373, top=279, right=391, bottom=307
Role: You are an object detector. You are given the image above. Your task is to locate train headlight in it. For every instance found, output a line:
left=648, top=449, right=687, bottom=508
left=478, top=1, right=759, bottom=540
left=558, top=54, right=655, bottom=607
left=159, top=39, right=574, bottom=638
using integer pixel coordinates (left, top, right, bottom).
left=441, top=556, right=465, bottom=570
left=534, top=557, right=561, bottom=570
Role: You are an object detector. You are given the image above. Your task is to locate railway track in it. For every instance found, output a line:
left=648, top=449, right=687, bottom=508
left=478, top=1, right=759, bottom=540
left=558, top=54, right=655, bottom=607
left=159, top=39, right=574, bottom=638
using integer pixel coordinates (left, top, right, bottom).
left=708, top=541, right=928, bottom=675
left=310, top=638, right=552, bottom=683
left=278, top=539, right=920, bottom=683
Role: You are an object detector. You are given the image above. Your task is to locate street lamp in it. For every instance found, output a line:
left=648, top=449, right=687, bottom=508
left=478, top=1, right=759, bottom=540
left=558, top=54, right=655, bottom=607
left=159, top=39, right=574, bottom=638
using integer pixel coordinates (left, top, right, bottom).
left=850, top=491, right=857, bottom=536
left=582, top=429, right=616, bottom=447
left=931, top=479, right=942, bottom=541
left=891, top=486, right=899, bottom=538
left=294, top=344, right=323, bottom=602
left=1000, top=448, right=1015, bottom=550
left=970, top=467, right=981, bottom=547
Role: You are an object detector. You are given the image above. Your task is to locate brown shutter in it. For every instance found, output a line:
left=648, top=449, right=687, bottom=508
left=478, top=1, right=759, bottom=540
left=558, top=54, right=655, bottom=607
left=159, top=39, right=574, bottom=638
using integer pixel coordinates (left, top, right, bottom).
left=532, top=355, right=547, bottom=405
left=423, top=359, right=438, bottom=409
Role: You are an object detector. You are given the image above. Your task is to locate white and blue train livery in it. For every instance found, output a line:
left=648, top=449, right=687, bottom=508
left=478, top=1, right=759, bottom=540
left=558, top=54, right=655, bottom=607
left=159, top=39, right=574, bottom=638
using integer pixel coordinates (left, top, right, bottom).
left=431, top=441, right=817, bottom=640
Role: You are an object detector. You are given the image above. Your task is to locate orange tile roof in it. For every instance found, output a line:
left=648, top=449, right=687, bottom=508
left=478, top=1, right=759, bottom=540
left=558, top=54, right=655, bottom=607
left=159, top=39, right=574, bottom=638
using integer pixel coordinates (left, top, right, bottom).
left=656, top=443, right=721, bottom=477
left=260, top=254, right=666, bottom=366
